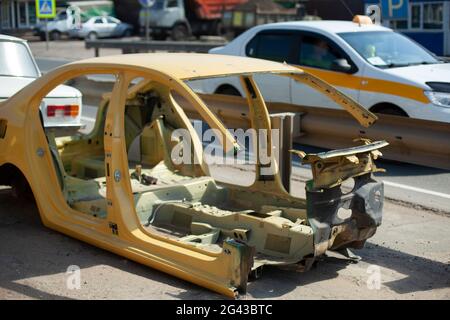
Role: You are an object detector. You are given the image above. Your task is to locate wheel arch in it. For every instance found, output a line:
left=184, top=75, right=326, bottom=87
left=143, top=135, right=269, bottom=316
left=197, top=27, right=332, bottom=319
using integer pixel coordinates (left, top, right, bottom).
left=369, top=102, right=409, bottom=117
left=173, top=19, right=192, bottom=34
left=0, top=162, right=35, bottom=200
left=0, top=162, right=22, bottom=183
left=214, top=84, right=243, bottom=96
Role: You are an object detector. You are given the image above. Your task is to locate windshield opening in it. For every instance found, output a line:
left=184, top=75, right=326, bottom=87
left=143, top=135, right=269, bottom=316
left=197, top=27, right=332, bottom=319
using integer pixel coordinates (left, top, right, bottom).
left=0, top=41, right=39, bottom=78
left=338, top=31, right=440, bottom=69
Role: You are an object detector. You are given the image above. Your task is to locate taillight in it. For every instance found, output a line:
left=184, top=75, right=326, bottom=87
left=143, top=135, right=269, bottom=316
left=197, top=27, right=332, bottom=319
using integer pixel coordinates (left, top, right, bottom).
left=47, top=105, right=79, bottom=117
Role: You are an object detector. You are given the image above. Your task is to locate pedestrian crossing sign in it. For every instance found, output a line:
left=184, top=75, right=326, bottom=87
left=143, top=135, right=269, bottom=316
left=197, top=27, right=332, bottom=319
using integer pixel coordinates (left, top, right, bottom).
left=35, top=0, right=56, bottom=19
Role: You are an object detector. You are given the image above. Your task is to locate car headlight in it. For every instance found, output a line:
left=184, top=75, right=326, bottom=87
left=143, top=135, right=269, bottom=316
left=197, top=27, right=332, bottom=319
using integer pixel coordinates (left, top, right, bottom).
left=424, top=91, right=450, bottom=108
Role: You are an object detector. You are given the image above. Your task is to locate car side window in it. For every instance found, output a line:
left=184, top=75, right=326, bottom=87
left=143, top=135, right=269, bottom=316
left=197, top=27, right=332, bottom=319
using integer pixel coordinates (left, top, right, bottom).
left=246, top=32, right=296, bottom=63
left=298, top=35, right=345, bottom=70
left=94, top=18, right=103, bottom=24
left=245, top=35, right=259, bottom=57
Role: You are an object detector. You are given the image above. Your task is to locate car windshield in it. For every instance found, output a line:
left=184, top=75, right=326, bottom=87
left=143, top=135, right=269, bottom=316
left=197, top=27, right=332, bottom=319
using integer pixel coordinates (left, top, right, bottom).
left=150, top=0, right=165, bottom=10
left=0, top=41, right=39, bottom=78
left=339, top=31, right=441, bottom=69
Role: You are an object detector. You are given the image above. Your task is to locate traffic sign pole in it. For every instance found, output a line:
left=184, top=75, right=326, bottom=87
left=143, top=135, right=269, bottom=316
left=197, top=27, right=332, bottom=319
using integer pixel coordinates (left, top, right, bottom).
left=145, top=8, right=150, bottom=41
left=35, top=0, right=56, bottom=49
left=138, top=0, right=155, bottom=41
left=45, top=18, right=49, bottom=50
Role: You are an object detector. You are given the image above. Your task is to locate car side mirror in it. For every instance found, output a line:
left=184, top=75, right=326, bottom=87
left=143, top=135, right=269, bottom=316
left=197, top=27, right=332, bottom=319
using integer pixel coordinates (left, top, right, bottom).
left=331, top=59, right=353, bottom=73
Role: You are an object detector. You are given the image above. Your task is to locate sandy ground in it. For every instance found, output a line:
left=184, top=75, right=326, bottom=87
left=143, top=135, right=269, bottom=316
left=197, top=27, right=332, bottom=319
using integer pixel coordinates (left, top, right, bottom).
left=0, top=166, right=449, bottom=300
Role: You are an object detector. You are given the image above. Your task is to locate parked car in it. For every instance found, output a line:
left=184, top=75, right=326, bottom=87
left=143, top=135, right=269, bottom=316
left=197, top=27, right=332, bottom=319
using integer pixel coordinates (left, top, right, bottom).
left=70, top=16, right=133, bottom=40
left=0, top=34, right=82, bottom=130
left=205, top=16, right=450, bottom=123
left=0, top=53, right=386, bottom=298
left=33, top=10, right=70, bottom=40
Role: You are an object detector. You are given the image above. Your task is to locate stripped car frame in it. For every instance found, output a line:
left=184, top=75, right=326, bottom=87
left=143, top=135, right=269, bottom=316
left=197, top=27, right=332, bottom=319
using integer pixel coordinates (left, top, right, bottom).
left=0, top=53, right=387, bottom=298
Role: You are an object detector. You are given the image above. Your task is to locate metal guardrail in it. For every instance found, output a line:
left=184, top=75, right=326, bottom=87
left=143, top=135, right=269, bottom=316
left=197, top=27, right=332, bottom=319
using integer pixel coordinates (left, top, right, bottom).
left=85, top=39, right=227, bottom=57
left=193, top=94, right=450, bottom=170
left=73, top=77, right=450, bottom=170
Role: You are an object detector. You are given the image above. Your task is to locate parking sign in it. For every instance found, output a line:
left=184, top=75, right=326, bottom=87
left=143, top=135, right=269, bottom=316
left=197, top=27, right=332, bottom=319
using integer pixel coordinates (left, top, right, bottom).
left=381, top=0, right=409, bottom=20
left=35, top=0, right=56, bottom=19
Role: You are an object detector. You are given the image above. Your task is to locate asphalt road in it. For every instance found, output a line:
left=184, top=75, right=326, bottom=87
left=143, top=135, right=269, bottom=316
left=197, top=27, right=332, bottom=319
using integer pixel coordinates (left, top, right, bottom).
left=0, top=175, right=449, bottom=300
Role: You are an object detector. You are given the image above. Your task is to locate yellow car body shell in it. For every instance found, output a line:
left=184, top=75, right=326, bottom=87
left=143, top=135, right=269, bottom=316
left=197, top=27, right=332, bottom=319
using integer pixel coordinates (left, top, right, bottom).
left=0, top=53, right=382, bottom=298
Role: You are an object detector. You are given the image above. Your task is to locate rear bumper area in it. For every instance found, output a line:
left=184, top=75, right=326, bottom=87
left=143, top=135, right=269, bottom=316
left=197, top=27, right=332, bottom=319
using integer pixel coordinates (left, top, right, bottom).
left=307, top=173, right=383, bottom=256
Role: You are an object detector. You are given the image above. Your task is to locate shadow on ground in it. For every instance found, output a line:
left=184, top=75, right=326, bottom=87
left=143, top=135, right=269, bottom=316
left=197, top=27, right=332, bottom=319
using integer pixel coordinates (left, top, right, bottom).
left=0, top=189, right=448, bottom=299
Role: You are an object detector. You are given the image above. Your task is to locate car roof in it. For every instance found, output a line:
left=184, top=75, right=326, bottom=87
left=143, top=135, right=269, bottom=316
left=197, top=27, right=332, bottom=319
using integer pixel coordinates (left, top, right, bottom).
left=255, top=20, right=391, bottom=34
left=0, top=34, right=26, bottom=42
left=65, top=53, right=302, bottom=80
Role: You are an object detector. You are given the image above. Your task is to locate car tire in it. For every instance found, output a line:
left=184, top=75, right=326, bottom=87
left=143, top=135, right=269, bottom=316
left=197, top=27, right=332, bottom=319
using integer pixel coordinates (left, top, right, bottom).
left=10, top=173, right=34, bottom=201
left=123, top=29, right=132, bottom=37
left=50, top=31, right=62, bottom=41
left=171, top=24, right=189, bottom=41
left=87, top=32, right=98, bottom=40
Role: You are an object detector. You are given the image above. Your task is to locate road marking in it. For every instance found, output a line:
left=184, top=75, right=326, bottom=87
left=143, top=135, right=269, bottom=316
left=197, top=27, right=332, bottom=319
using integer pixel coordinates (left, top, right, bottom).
left=383, top=180, right=450, bottom=200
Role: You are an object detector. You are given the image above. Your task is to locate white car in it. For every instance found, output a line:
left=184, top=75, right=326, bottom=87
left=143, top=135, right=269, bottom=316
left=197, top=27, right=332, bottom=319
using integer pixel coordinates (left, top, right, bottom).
left=0, top=35, right=82, bottom=130
left=34, top=10, right=70, bottom=40
left=69, top=16, right=133, bottom=40
left=205, top=17, right=450, bottom=123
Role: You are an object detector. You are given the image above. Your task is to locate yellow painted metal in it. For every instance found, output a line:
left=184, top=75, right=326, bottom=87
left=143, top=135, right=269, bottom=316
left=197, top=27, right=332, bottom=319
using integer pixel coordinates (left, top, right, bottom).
left=0, top=59, right=258, bottom=298
left=66, top=53, right=302, bottom=80
left=291, top=140, right=388, bottom=189
left=288, top=72, right=378, bottom=128
left=0, top=53, right=384, bottom=297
